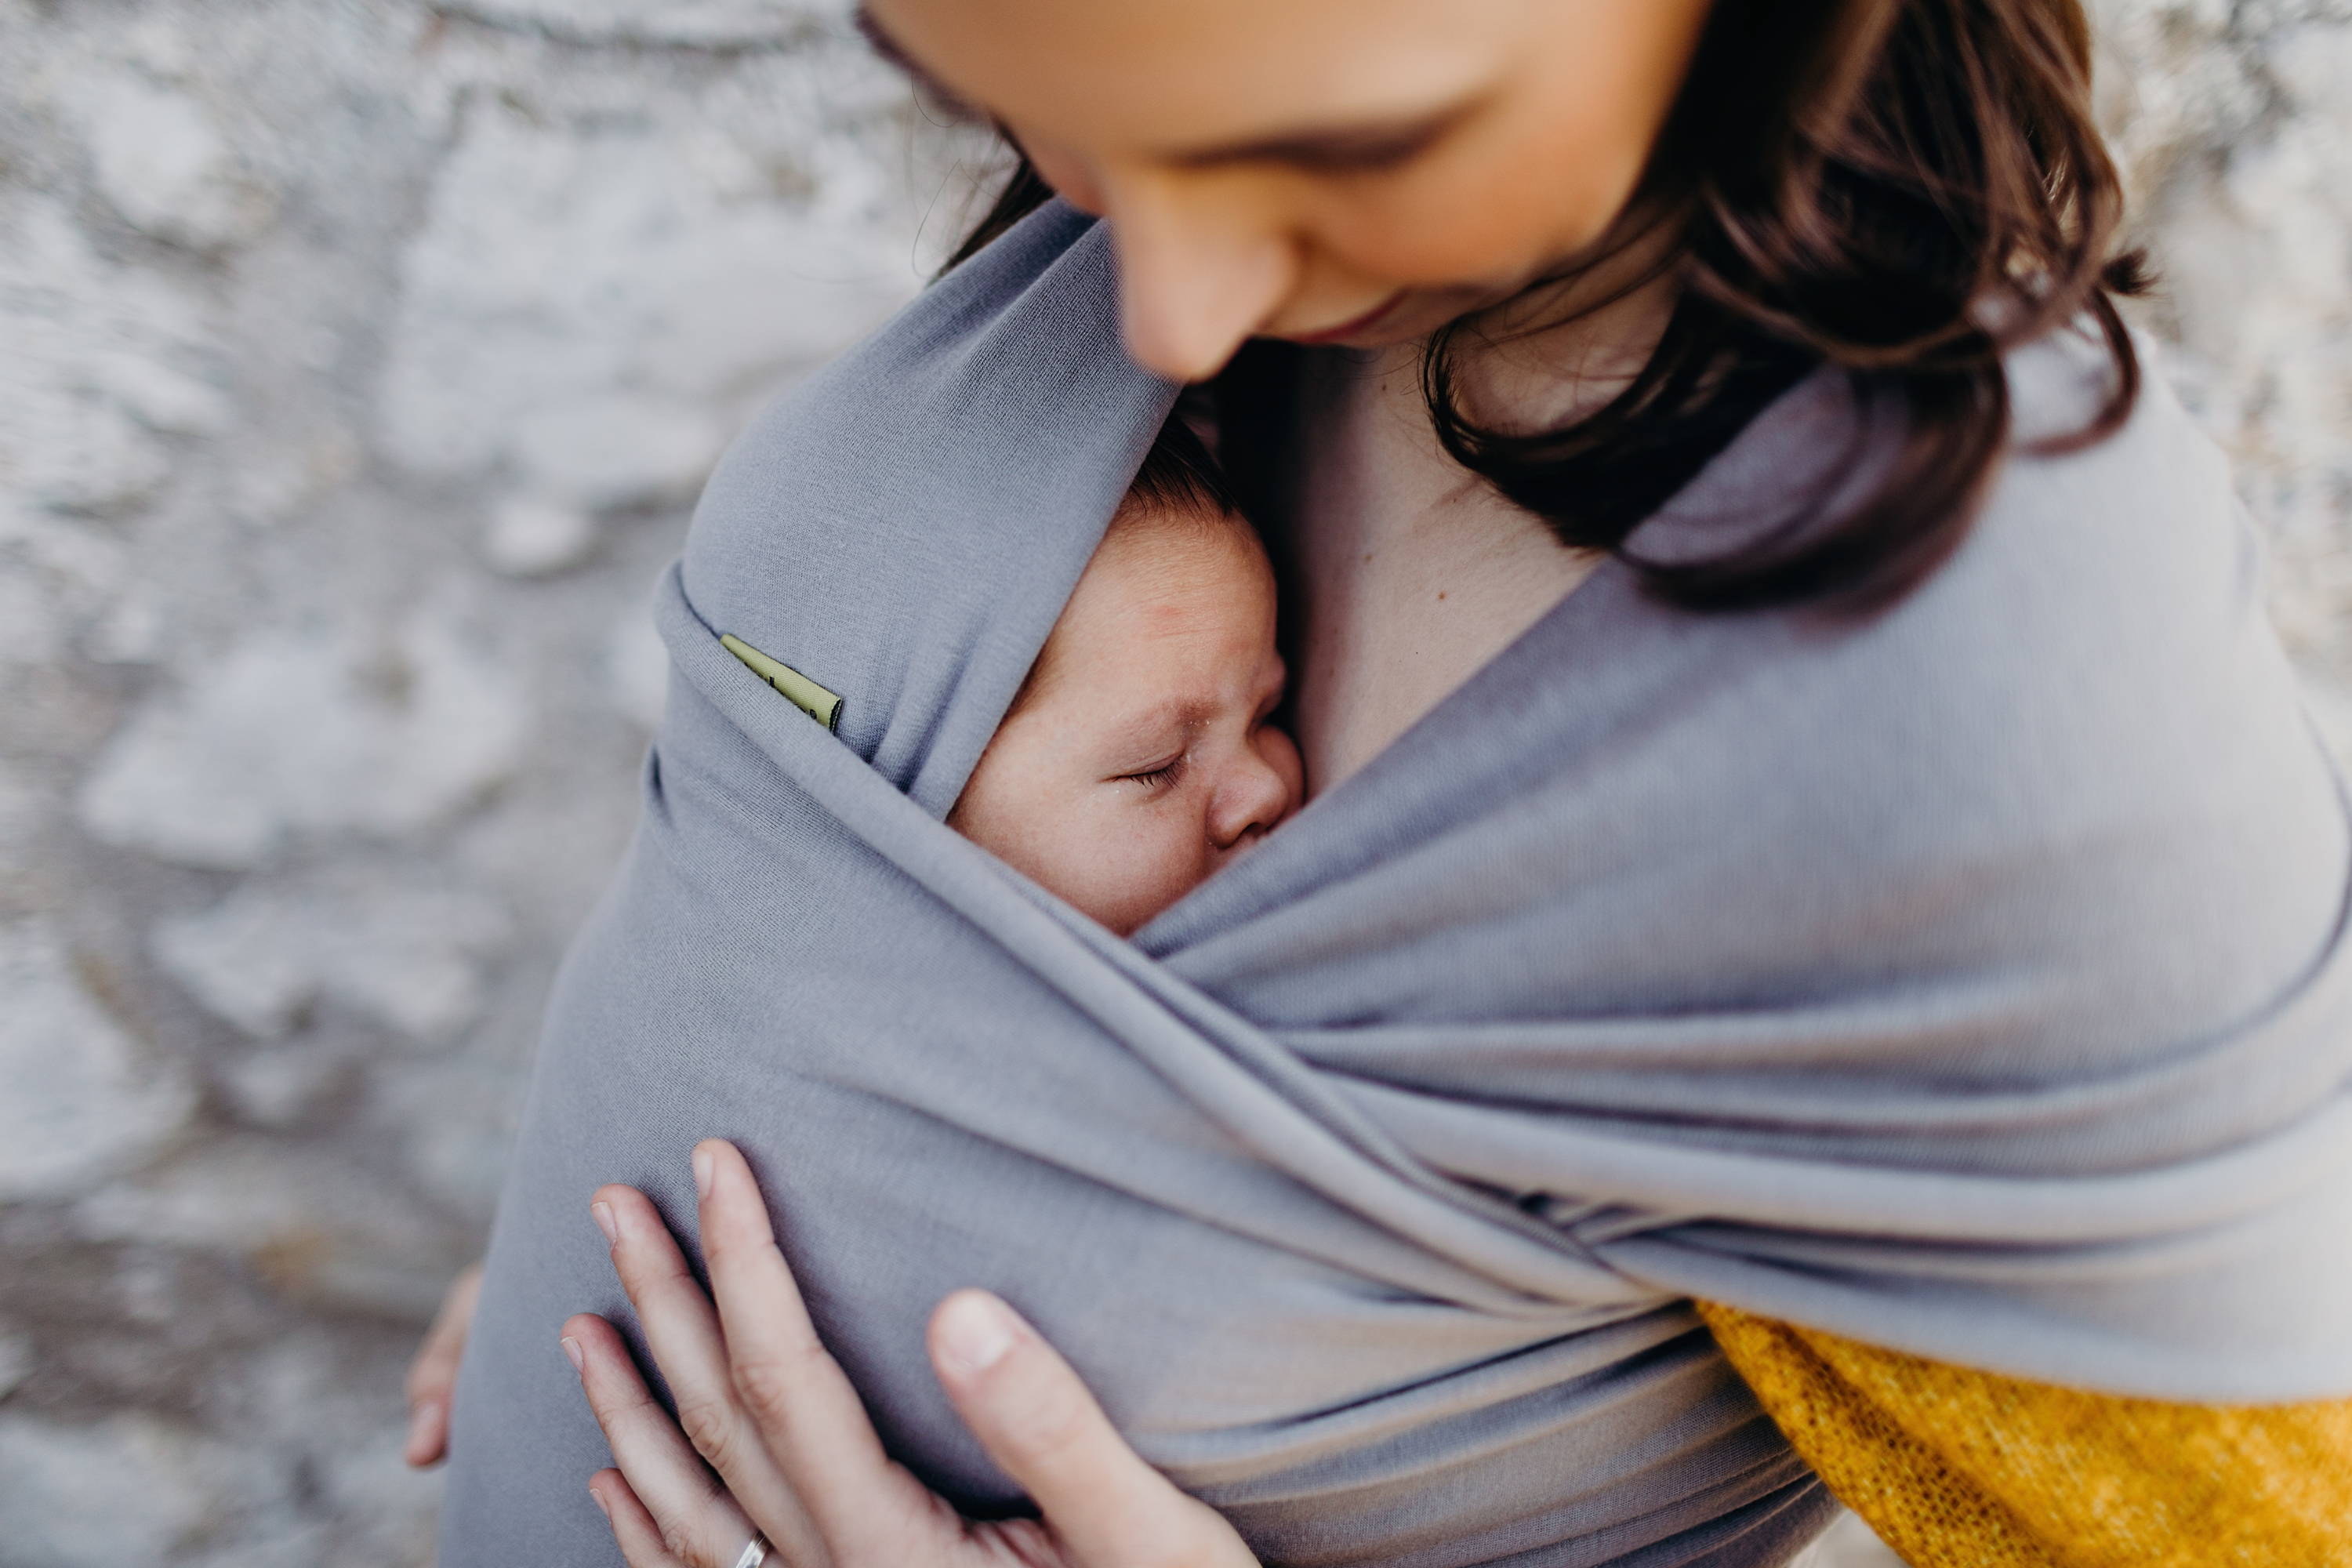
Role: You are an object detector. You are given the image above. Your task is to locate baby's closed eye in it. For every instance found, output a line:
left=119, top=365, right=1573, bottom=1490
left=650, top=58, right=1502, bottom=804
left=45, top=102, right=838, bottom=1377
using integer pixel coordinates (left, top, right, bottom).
left=1113, top=754, right=1186, bottom=791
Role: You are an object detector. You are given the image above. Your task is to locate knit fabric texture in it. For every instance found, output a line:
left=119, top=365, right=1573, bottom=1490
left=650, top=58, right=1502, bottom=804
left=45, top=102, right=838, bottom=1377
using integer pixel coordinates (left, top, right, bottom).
left=442, top=204, right=2352, bottom=1568
left=1703, top=1303, right=2352, bottom=1567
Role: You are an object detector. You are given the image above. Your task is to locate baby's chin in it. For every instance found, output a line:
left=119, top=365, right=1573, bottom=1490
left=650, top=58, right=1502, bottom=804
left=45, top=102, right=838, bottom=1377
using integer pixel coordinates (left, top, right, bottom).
left=1091, top=893, right=1174, bottom=939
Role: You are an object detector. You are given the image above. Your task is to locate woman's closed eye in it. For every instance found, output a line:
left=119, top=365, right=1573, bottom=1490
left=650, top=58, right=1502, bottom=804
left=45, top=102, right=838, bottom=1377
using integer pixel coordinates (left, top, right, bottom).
left=1171, top=109, right=1472, bottom=179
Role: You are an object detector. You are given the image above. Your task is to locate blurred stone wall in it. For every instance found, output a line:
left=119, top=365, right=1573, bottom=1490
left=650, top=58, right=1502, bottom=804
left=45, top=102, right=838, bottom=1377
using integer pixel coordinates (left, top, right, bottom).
left=0, top=2, right=2343, bottom=1564
left=0, top=1, right=989, bottom=1560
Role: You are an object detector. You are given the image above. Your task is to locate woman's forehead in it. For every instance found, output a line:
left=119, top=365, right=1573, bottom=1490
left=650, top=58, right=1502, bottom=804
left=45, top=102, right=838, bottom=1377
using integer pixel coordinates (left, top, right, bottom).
left=862, top=0, right=1509, bottom=152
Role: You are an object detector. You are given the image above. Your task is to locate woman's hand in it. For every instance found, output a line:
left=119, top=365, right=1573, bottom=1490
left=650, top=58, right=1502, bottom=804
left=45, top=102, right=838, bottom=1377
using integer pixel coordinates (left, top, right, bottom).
left=565, top=1138, right=1257, bottom=1568
left=404, top=1260, right=484, bottom=1468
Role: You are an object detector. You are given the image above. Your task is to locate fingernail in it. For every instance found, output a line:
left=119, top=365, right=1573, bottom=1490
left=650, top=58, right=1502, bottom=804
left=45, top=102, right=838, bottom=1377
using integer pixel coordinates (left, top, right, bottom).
left=692, top=1145, right=714, bottom=1200
left=404, top=1401, right=439, bottom=1458
left=935, top=1291, right=1019, bottom=1377
left=561, top=1335, right=584, bottom=1373
left=591, top=1201, right=619, bottom=1246
left=589, top=1483, right=611, bottom=1519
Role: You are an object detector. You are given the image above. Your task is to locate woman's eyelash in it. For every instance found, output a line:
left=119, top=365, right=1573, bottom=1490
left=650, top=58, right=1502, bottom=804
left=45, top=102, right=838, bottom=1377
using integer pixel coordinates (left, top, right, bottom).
left=1174, top=105, right=1481, bottom=179
left=1278, top=128, right=1446, bottom=176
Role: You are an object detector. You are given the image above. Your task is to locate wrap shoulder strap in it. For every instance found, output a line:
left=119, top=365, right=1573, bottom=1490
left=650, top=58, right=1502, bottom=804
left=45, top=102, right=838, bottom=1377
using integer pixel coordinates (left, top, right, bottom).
left=1697, top=1301, right=2352, bottom=1567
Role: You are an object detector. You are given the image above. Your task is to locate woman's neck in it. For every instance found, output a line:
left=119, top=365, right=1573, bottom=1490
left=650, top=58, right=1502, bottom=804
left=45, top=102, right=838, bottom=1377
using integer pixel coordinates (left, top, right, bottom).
left=1281, top=257, right=1678, bottom=798
left=1441, top=218, right=1688, bottom=435
left=1283, top=350, right=1599, bottom=799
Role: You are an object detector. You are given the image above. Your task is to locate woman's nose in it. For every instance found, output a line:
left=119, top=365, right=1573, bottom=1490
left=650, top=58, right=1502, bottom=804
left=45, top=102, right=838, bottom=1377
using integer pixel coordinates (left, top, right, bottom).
left=1104, top=173, right=1296, bottom=382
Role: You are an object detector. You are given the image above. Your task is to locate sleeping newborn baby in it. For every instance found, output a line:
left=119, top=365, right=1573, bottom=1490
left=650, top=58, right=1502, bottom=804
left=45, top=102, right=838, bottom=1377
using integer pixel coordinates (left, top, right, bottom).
left=949, top=418, right=1303, bottom=934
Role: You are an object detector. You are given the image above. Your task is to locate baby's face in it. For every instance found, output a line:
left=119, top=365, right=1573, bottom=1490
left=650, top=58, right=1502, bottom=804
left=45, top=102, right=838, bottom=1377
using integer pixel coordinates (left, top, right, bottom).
left=951, top=508, right=1303, bottom=935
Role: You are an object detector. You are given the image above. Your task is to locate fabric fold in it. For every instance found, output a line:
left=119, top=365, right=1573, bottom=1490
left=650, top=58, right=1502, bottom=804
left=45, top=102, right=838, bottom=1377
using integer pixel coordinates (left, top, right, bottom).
left=443, top=201, right=2352, bottom=1568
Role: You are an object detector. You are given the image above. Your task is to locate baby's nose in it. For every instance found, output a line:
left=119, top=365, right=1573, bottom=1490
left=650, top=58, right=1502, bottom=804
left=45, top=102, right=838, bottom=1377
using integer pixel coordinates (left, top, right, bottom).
left=1209, top=749, right=1298, bottom=851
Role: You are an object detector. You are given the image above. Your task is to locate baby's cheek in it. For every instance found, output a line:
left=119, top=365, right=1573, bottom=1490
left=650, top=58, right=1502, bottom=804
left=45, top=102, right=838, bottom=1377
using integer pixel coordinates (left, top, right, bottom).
left=1172, top=807, right=1225, bottom=896
left=1090, top=808, right=1213, bottom=935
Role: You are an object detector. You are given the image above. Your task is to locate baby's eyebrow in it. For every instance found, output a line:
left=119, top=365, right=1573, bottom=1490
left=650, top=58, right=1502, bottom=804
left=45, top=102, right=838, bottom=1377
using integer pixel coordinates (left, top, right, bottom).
left=1102, top=699, right=1214, bottom=757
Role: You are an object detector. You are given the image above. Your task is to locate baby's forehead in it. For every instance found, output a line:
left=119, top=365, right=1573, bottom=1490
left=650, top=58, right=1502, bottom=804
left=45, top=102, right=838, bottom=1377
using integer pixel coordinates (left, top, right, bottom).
left=1015, top=501, right=1274, bottom=710
left=1097, top=495, right=1266, bottom=570
left=1081, top=499, right=1271, bottom=611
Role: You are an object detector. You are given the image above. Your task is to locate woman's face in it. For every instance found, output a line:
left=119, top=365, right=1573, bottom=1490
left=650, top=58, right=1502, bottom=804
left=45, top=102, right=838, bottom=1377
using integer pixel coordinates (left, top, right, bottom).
left=865, top=0, right=1713, bottom=381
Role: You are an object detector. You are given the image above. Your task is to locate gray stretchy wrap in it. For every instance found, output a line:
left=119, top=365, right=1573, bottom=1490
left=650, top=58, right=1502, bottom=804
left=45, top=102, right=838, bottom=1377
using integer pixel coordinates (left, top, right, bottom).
left=440, top=204, right=2352, bottom=1568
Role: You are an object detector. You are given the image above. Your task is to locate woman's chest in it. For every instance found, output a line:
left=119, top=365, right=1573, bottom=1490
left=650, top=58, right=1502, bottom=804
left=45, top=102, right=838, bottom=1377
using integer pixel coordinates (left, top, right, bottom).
left=1282, top=350, right=1600, bottom=795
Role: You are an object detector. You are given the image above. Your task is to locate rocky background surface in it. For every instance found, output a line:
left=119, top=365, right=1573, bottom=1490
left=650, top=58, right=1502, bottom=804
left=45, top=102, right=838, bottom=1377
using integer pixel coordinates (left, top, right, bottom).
left=0, top=2, right=2343, bottom=1563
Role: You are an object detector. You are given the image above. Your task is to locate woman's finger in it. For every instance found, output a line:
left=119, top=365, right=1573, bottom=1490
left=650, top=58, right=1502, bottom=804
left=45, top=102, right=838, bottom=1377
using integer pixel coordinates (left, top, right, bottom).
left=928, top=1290, right=1256, bottom=1568
left=693, top=1139, right=942, bottom=1555
left=565, top=1312, right=776, bottom=1568
left=589, top=1468, right=692, bottom=1568
left=404, top=1261, right=483, bottom=1468
left=592, top=1185, right=826, bottom=1563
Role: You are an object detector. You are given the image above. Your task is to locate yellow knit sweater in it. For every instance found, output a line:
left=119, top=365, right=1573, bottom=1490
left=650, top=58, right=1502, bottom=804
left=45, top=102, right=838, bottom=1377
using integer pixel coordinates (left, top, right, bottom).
left=1700, top=1305, right=2352, bottom=1566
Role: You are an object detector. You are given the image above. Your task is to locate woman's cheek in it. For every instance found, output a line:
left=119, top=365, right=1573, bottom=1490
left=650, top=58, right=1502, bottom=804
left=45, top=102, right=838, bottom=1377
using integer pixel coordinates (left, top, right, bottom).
left=1305, top=102, right=1664, bottom=287
left=1307, top=178, right=1589, bottom=296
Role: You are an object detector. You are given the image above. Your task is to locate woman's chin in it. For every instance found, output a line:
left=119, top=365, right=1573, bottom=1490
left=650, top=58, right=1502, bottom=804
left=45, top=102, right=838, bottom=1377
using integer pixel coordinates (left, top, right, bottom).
left=1265, top=282, right=1528, bottom=352
left=1282, top=291, right=1413, bottom=347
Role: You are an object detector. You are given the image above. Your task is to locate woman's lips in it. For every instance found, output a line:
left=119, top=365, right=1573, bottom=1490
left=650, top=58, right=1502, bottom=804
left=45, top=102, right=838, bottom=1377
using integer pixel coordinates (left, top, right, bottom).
left=1287, top=292, right=1409, bottom=345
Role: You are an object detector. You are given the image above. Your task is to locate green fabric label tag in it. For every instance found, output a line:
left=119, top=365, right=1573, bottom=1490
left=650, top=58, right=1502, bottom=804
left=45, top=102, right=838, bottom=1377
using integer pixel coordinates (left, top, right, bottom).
left=720, top=633, right=843, bottom=732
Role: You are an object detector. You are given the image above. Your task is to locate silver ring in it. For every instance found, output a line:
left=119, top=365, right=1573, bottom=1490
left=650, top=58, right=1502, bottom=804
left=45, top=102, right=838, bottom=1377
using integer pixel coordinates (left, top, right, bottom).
left=729, top=1534, right=771, bottom=1568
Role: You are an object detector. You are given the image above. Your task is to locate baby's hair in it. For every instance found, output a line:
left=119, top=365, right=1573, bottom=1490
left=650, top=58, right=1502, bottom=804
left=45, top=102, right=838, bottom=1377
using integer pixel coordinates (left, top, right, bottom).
left=992, top=414, right=1259, bottom=728
left=1123, top=411, right=1240, bottom=524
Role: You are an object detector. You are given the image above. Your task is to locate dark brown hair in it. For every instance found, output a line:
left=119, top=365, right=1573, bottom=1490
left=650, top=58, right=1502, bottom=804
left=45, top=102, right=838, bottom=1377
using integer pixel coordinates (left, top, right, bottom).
left=919, top=0, right=2147, bottom=615
left=1125, top=408, right=1241, bottom=523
